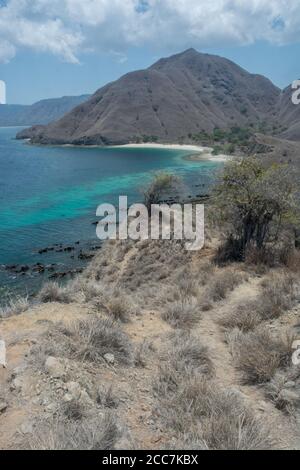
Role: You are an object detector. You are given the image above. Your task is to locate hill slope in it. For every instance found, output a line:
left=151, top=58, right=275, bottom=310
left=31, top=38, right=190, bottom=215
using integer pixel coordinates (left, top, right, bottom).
left=16, top=49, right=281, bottom=145
left=275, top=84, right=300, bottom=141
left=1, top=238, right=299, bottom=449
left=0, top=95, right=90, bottom=127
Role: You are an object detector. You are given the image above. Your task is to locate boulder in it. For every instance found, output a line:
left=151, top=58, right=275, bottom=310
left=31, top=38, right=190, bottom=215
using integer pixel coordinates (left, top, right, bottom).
left=104, top=353, right=115, bottom=365
left=66, top=381, right=82, bottom=400
left=45, top=357, right=65, bottom=378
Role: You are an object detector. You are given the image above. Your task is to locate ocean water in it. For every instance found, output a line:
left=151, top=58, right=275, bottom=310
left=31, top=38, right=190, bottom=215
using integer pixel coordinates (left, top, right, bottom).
left=0, top=127, right=222, bottom=298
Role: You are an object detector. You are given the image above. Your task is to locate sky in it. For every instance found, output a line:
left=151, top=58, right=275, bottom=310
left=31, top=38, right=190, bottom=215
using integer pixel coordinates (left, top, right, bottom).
left=0, top=0, right=300, bottom=104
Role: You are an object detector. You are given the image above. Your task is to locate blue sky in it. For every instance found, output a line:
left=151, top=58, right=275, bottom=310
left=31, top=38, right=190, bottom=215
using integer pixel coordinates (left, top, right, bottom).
left=1, top=1, right=300, bottom=104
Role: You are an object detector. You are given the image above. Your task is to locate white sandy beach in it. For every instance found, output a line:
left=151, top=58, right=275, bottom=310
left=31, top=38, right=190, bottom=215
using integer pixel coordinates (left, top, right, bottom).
left=113, top=142, right=231, bottom=162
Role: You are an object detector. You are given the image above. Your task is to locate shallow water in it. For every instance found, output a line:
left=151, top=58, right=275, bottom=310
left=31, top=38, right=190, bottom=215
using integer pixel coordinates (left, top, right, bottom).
left=0, top=127, right=222, bottom=297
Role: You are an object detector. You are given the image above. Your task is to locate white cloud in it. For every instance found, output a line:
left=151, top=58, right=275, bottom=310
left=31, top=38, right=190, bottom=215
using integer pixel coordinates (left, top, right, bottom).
left=0, top=40, right=16, bottom=63
left=1, top=0, right=300, bottom=63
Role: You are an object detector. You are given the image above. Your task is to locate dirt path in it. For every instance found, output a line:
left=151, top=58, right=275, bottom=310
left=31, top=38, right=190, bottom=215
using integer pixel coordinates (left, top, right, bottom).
left=196, top=277, right=298, bottom=449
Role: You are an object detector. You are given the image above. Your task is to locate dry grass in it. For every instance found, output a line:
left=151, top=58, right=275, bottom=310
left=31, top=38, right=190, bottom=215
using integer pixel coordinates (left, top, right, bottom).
left=59, top=400, right=86, bottom=421
left=162, top=298, right=200, bottom=329
left=106, top=297, right=132, bottom=323
left=201, top=269, right=245, bottom=311
left=38, top=282, right=74, bottom=304
left=258, top=272, right=299, bottom=320
left=220, top=270, right=299, bottom=332
left=0, top=295, right=29, bottom=318
left=219, top=301, right=262, bottom=332
left=120, top=240, right=191, bottom=291
left=39, top=315, right=133, bottom=366
left=154, top=331, right=214, bottom=397
left=208, top=270, right=244, bottom=302
left=69, top=316, right=133, bottom=365
left=29, top=412, right=120, bottom=450
left=158, top=376, right=273, bottom=450
left=69, top=278, right=135, bottom=322
left=230, top=328, right=293, bottom=384
left=134, top=339, right=154, bottom=368
left=96, top=385, right=119, bottom=409
left=282, top=248, right=300, bottom=272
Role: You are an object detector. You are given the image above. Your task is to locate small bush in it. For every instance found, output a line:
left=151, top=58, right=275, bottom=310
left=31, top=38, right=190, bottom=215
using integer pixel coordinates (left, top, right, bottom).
left=214, top=236, right=243, bottom=264
left=134, top=339, right=153, bottom=368
left=29, top=412, right=120, bottom=450
left=38, top=282, right=73, bottom=304
left=175, top=272, right=198, bottom=300
left=162, top=298, right=199, bottom=329
left=169, top=331, right=214, bottom=378
left=60, top=401, right=86, bottom=421
left=220, top=302, right=261, bottom=332
left=245, top=244, right=277, bottom=268
left=0, top=295, right=29, bottom=318
left=258, top=273, right=299, bottom=320
left=159, top=377, right=273, bottom=450
left=96, top=385, right=119, bottom=409
left=202, top=270, right=244, bottom=309
left=154, top=331, right=214, bottom=397
left=42, top=316, right=133, bottom=366
left=107, top=298, right=131, bottom=323
left=71, top=316, right=133, bottom=365
left=232, top=328, right=292, bottom=384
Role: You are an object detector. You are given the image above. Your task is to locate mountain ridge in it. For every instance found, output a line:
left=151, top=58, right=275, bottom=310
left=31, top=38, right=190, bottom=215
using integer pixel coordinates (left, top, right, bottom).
left=0, top=95, right=90, bottom=127
left=16, top=49, right=300, bottom=145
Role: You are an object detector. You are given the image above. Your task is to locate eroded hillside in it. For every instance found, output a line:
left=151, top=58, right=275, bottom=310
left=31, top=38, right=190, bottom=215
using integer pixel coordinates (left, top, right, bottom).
left=1, top=237, right=300, bottom=450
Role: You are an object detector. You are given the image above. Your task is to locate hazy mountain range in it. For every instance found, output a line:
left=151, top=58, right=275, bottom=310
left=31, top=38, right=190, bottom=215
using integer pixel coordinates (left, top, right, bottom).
left=0, top=95, right=90, bottom=127
left=16, top=49, right=300, bottom=144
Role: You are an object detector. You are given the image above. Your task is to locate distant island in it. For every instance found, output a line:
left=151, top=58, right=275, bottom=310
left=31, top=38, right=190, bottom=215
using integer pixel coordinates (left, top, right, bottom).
left=0, top=95, right=90, bottom=127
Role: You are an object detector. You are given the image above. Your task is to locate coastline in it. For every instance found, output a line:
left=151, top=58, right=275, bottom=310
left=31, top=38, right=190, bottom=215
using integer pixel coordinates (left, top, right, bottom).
left=112, top=143, right=231, bottom=162
left=22, top=140, right=233, bottom=161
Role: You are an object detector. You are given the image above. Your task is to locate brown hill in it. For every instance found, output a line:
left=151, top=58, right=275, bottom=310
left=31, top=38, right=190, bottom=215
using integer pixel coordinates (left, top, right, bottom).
left=17, top=49, right=281, bottom=145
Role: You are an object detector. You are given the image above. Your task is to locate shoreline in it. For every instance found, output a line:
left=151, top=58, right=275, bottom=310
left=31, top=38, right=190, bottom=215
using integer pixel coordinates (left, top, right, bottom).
left=111, top=143, right=231, bottom=162
left=23, top=140, right=232, bottom=161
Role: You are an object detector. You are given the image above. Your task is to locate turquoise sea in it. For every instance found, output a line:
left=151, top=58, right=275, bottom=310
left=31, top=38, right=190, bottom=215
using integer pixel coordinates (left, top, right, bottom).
left=0, top=127, right=222, bottom=298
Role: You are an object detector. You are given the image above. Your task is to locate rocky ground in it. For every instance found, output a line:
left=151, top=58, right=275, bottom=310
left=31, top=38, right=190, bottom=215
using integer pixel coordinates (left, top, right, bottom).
left=0, top=236, right=300, bottom=450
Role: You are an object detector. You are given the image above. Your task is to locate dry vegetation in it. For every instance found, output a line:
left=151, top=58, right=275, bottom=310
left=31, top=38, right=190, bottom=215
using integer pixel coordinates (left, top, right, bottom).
left=1, top=234, right=300, bottom=450
left=1, top=159, right=300, bottom=450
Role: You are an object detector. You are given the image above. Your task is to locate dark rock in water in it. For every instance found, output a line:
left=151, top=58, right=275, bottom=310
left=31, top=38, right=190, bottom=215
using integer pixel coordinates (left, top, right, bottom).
left=14, top=265, right=30, bottom=274
left=49, top=268, right=83, bottom=280
left=38, top=246, right=54, bottom=254
left=78, top=251, right=94, bottom=260
left=63, top=246, right=75, bottom=252
left=75, top=241, right=80, bottom=245
left=5, top=264, right=18, bottom=271
left=49, top=271, right=67, bottom=279
left=32, top=263, right=45, bottom=273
